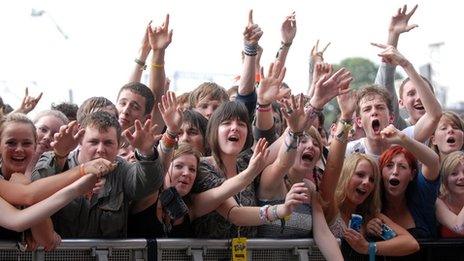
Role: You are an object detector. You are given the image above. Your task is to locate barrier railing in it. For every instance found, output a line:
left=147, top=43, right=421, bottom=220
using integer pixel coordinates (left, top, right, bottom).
left=1, top=238, right=463, bottom=261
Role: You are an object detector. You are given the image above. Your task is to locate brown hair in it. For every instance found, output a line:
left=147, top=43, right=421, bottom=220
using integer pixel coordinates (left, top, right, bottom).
left=356, top=85, right=393, bottom=116
left=80, top=111, right=122, bottom=144
left=398, top=75, right=434, bottom=99
left=0, top=113, right=37, bottom=144
left=77, top=97, right=117, bottom=124
left=188, top=82, right=229, bottom=108
left=431, top=111, right=464, bottom=155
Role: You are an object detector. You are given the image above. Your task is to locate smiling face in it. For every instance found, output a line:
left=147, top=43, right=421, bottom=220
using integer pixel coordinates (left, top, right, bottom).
left=167, top=154, right=198, bottom=197
left=432, top=116, right=464, bottom=156
left=381, top=153, right=414, bottom=198
left=35, top=115, right=65, bottom=153
left=346, top=159, right=376, bottom=205
left=0, top=122, right=36, bottom=176
left=116, top=90, right=148, bottom=130
left=399, top=81, right=425, bottom=124
left=446, top=162, right=464, bottom=197
left=217, top=118, right=247, bottom=157
left=357, top=94, right=393, bottom=141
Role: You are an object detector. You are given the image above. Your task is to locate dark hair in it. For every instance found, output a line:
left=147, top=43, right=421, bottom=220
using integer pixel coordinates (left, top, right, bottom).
left=80, top=111, right=122, bottom=143
left=206, top=101, right=252, bottom=172
left=51, top=102, right=79, bottom=121
left=77, top=97, right=117, bottom=124
left=117, top=82, right=155, bottom=115
left=183, top=109, right=209, bottom=154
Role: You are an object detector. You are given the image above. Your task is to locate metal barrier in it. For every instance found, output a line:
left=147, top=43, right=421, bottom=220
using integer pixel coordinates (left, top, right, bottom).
left=1, top=238, right=464, bottom=261
left=0, top=239, right=147, bottom=261
left=156, top=238, right=326, bottom=261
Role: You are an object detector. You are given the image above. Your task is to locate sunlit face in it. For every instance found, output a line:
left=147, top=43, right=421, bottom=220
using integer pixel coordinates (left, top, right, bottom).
left=178, top=123, right=205, bottom=154
left=346, top=159, right=376, bottom=205
left=432, top=117, right=464, bottom=156
left=116, top=90, right=148, bottom=130
left=35, top=115, right=65, bottom=153
left=356, top=94, right=392, bottom=140
left=446, top=162, right=464, bottom=196
left=194, top=96, right=221, bottom=120
left=78, top=126, right=119, bottom=163
left=118, top=145, right=136, bottom=163
left=168, top=154, right=197, bottom=197
left=381, top=153, right=414, bottom=198
left=0, top=123, right=36, bottom=176
left=217, top=118, right=247, bottom=157
left=293, top=134, right=321, bottom=171
left=399, top=81, right=425, bottom=124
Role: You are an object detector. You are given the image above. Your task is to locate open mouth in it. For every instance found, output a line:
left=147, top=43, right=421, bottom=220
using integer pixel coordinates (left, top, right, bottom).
left=301, top=152, right=314, bottom=162
left=355, top=188, right=367, bottom=196
left=413, top=104, right=424, bottom=111
left=372, top=119, right=381, bottom=134
left=228, top=135, right=239, bottom=142
left=11, top=156, right=27, bottom=163
left=389, top=178, right=400, bottom=186
left=447, top=137, right=456, bottom=144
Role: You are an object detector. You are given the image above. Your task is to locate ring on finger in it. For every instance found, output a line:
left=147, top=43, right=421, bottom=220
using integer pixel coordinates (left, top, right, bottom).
left=286, top=108, right=294, bottom=114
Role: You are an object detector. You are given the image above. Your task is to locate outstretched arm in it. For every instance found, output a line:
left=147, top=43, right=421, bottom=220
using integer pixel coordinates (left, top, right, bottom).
left=13, top=87, right=43, bottom=115
left=0, top=174, right=99, bottom=232
left=380, top=124, right=440, bottom=181
left=129, top=22, right=152, bottom=83
left=275, top=12, right=296, bottom=66
left=148, top=14, right=173, bottom=130
left=375, top=43, right=442, bottom=142
left=307, top=40, right=330, bottom=96
left=3, top=159, right=114, bottom=206
left=239, top=10, right=263, bottom=96
left=321, top=90, right=356, bottom=222
left=374, top=4, right=418, bottom=130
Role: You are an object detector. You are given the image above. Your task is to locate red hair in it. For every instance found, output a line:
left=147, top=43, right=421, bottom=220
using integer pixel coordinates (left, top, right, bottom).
left=379, top=146, right=418, bottom=175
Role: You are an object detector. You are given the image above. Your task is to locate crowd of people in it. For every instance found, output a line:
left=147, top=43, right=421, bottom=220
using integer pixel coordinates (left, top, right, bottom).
left=0, top=4, right=463, bottom=260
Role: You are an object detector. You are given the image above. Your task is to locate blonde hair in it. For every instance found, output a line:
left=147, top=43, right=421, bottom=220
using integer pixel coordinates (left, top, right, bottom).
left=335, top=153, right=381, bottom=222
left=439, top=151, right=464, bottom=197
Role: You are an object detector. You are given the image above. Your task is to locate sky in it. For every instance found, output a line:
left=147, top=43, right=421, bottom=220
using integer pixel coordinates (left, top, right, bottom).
left=0, top=0, right=463, bottom=114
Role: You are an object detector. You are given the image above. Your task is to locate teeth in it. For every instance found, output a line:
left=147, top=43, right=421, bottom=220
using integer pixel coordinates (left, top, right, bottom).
left=372, top=120, right=380, bottom=133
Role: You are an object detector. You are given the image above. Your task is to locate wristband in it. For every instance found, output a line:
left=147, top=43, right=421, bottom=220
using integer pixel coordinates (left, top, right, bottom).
left=368, top=242, right=377, bottom=261
left=259, top=205, right=270, bottom=224
left=281, top=41, right=292, bottom=48
left=244, top=43, right=258, bottom=56
left=152, top=63, right=164, bottom=68
left=134, top=58, right=147, bottom=70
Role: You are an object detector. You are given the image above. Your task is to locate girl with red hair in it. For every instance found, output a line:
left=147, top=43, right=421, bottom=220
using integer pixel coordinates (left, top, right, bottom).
left=367, top=124, right=440, bottom=239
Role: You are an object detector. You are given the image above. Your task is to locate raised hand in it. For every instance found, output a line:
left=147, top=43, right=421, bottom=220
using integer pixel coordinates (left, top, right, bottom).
left=371, top=43, right=409, bottom=67
left=380, top=124, right=406, bottom=145
left=243, top=10, right=263, bottom=45
left=158, top=91, right=182, bottom=133
left=310, top=67, right=353, bottom=109
left=83, top=158, right=116, bottom=178
left=148, top=14, right=173, bottom=51
left=281, top=94, right=307, bottom=133
left=389, top=4, right=418, bottom=36
left=337, top=89, right=356, bottom=119
left=257, top=61, right=288, bottom=105
left=310, top=40, right=331, bottom=63
left=14, top=87, right=43, bottom=114
left=245, top=138, right=270, bottom=175
left=344, top=228, right=369, bottom=255
left=51, top=121, right=85, bottom=157
left=123, top=119, right=159, bottom=155
left=281, top=11, right=296, bottom=45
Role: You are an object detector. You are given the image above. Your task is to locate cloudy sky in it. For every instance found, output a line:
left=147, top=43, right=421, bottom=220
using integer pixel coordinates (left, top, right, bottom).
left=1, top=0, right=462, bottom=114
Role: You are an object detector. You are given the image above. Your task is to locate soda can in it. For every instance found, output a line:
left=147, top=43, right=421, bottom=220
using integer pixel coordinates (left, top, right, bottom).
left=380, top=223, right=397, bottom=240
left=348, top=214, right=363, bottom=232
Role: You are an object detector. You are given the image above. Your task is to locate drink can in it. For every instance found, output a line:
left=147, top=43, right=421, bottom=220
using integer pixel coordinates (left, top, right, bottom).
left=380, top=223, right=397, bottom=240
left=348, top=214, right=363, bottom=232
